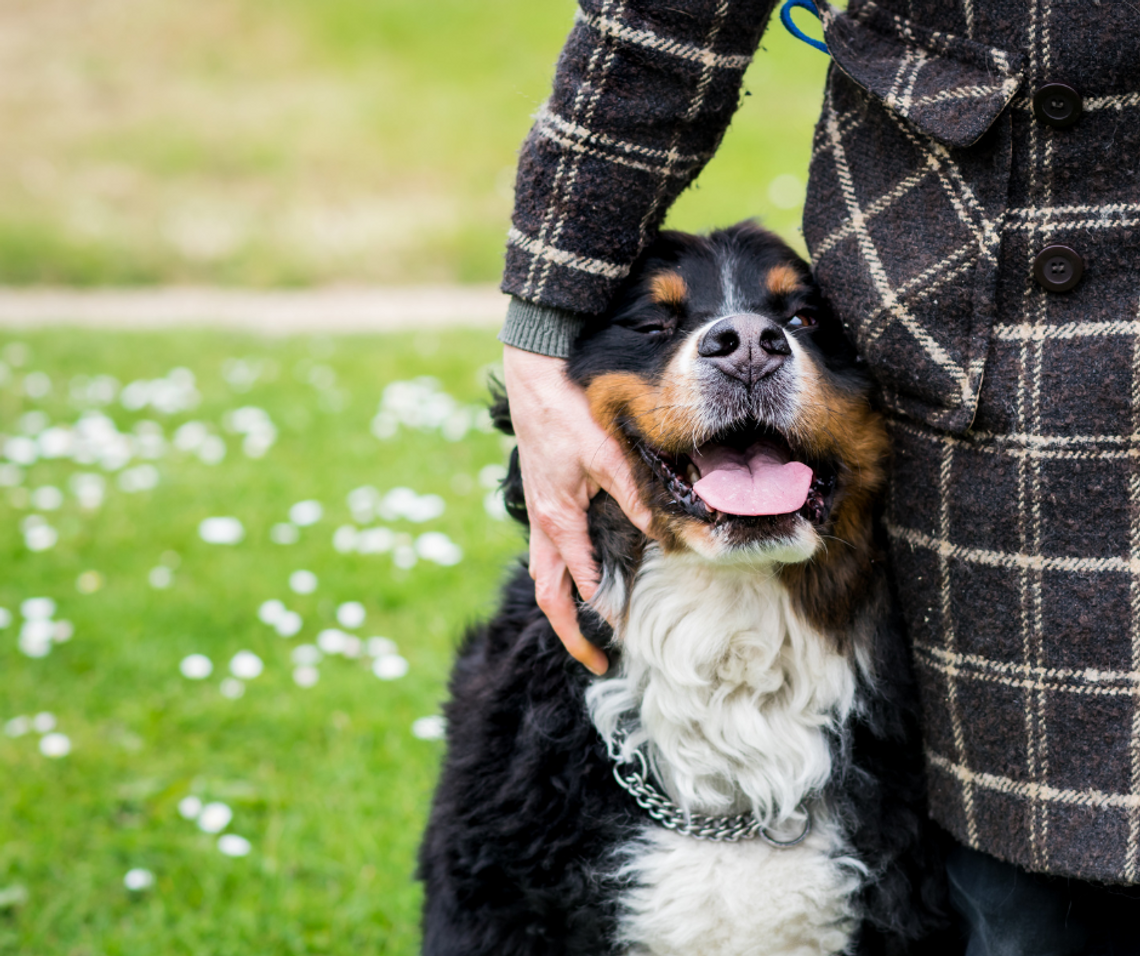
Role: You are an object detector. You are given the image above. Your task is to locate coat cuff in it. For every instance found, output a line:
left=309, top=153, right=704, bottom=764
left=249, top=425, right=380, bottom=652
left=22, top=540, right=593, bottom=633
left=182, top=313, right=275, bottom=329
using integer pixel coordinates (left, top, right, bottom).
left=497, top=297, right=588, bottom=359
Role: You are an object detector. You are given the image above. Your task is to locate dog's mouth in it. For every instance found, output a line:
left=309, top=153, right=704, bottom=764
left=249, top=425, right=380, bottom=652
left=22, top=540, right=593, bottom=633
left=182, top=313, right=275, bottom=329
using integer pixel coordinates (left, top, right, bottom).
left=635, top=421, right=837, bottom=528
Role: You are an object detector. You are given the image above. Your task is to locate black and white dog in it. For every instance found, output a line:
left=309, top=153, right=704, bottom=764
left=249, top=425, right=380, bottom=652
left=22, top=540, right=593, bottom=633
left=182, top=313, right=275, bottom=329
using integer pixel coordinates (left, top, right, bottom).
left=419, top=223, right=951, bottom=955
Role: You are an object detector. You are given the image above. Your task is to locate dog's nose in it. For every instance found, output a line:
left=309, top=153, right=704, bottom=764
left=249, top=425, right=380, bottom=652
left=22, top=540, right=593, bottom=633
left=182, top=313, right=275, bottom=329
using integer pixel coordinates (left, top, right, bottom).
left=697, top=314, right=790, bottom=385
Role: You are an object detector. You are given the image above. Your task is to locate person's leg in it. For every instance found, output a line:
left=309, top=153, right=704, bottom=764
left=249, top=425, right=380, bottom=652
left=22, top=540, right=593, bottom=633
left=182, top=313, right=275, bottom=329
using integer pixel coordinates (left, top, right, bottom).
left=946, top=843, right=1088, bottom=956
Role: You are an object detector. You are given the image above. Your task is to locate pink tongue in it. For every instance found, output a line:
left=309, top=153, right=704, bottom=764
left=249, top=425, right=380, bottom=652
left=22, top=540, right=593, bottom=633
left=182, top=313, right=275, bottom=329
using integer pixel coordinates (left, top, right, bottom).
left=692, top=441, right=813, bottom=516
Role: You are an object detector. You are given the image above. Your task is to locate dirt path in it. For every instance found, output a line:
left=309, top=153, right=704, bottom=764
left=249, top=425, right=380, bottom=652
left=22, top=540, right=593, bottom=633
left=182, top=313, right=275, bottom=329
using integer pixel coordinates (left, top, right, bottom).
left=0, top=285, right=508, bottom=334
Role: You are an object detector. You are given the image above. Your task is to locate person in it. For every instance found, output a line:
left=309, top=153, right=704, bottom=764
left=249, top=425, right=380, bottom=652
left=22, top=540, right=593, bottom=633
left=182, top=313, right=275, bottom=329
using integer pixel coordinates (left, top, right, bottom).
left=497, top=0, right=1140, bottom=950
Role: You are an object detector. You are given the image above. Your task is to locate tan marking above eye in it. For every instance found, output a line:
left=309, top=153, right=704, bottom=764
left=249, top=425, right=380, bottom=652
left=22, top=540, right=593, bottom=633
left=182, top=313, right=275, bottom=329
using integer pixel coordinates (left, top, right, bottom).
left=765, top=263, right=804, bottom=297
left=649, top=271, right=687, bottom=307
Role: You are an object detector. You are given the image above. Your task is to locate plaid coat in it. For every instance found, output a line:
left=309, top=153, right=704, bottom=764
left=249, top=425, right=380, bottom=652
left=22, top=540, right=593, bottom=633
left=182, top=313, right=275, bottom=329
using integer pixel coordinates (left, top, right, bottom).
left=501, top=0, right=1140, bottom=883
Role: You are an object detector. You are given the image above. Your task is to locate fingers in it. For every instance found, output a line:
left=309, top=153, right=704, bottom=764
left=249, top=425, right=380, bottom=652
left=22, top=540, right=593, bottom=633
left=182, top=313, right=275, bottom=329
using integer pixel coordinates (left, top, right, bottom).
left=529, top=523, right=609, bottom=676
left=589, top=439, right=655, bottom=537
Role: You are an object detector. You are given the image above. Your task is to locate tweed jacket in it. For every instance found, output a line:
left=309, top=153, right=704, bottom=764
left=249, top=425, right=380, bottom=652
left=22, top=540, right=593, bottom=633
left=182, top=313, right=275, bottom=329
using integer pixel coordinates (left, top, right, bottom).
left=500, top=0, right=1140, bottom=883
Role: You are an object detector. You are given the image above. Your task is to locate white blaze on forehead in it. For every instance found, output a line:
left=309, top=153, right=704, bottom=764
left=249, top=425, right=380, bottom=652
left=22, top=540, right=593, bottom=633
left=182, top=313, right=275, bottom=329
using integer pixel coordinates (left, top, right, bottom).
left=719, top=252, right=743, bottom=315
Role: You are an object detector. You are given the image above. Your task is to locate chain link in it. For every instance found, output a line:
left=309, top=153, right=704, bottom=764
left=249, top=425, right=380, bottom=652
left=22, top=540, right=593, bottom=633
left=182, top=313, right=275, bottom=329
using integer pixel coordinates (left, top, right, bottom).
left=609, top=731, right=812, bottom=848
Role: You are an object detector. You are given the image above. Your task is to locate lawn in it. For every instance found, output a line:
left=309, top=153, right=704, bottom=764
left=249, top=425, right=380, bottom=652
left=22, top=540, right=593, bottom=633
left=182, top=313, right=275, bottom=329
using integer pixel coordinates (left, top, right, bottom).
left=1, top=0, right=830, bottom=286
left=0, top=327, right=522, bottom=954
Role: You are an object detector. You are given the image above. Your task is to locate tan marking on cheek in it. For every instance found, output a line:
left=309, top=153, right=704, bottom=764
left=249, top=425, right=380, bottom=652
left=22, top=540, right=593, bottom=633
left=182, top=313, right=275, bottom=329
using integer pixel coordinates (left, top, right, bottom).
left=765, top=263, right=804, bottom=297
left=649, top=271, right=687, bottom=307
left=585, top=352, right=706, bottom=453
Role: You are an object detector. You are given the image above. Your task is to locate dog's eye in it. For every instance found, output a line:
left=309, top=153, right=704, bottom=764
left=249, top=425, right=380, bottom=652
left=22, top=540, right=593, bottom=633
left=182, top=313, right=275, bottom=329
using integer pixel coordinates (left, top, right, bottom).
left=787, top=311, right=817, bottom=331
left=617, top=315, right=675, bottom=337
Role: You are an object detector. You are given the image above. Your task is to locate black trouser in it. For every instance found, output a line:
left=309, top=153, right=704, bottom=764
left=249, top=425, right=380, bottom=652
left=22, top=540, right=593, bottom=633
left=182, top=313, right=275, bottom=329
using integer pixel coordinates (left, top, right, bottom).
left=947, top=842, right=1140, bottom=956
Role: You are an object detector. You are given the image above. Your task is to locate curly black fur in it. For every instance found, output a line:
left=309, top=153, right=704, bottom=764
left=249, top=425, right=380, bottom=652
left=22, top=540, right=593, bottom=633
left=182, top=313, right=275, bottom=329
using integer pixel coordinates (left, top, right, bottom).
left=417, top=567, right=640, bottom=956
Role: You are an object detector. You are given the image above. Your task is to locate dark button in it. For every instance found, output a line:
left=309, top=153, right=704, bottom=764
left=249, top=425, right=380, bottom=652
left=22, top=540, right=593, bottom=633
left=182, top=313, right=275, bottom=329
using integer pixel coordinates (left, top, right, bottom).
left=1032, top=83, right=1082, bottom=128
left=1033, top=245, right=1084, bottom=292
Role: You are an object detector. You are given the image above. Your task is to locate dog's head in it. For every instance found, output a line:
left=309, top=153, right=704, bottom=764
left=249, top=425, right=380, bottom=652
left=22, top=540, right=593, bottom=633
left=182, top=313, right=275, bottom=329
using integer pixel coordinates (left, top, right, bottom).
left=566, top=222, right=888, bottom=570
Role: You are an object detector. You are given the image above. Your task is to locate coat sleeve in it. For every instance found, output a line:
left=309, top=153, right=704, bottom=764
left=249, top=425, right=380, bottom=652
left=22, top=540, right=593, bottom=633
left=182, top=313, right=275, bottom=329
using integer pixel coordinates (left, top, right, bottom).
left=500, top=0, right=779, bottom=330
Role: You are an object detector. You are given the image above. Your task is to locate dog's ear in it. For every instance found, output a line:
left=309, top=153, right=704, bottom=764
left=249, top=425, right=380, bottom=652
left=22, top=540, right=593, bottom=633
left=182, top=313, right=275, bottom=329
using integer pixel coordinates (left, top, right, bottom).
left=487, top=378, right=528, bottom=525
left=503, top=446, right=528, bottom=526
left=487, top=376, right=514, bottom=436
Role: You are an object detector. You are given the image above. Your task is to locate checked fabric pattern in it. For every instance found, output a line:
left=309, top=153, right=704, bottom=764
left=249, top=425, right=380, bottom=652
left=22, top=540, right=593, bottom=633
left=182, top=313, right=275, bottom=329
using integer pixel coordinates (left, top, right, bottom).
left=505, top=0, right=1140, bottom=882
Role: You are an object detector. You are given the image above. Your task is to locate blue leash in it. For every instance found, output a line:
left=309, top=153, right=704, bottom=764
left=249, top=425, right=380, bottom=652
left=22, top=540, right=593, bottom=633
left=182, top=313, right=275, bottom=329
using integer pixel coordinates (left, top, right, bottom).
left=779, top=0, right=829, bottom=54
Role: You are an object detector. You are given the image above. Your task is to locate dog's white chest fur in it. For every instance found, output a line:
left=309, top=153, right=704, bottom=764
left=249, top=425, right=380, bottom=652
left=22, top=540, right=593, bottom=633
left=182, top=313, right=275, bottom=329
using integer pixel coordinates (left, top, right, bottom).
left=588, top=550, right=864, bottom=955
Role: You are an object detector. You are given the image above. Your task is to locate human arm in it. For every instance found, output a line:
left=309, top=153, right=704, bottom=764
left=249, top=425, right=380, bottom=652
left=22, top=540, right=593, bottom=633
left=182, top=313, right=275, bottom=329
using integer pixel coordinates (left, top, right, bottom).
left=502, top=342, right=652, bottom=675
left=500, top=1, right=781, bottom=669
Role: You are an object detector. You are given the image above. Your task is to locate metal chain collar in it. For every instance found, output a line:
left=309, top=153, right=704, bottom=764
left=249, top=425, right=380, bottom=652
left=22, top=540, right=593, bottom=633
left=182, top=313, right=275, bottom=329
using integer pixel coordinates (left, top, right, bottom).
left=609, top=731, right=812, bottom=848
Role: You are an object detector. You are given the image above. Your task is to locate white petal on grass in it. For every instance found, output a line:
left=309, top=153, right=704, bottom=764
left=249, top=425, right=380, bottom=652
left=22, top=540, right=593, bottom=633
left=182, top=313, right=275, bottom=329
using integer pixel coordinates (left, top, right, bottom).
left=217, top=834, right=252, bottom=857
left=52, top=620, right=74, bottom=643
left=198, top=435, right=226, bottom=465
left=288, top=570, right=317, bottom=594
left=274, top=611, right=302, bottom=637
left=483, top=491, right=509, bottom=521
left=258, top=599, right=286, bottom=625
left=335, top=601, right=366, bottom=629
left=293, top=666, right=319, bottom=688
left=4, top=436, right=38, bottom=466
left=24, top=524, right=58, bottom=552
left=70, top=473, right=106, bottom=509
left=118, top=464, right=160, bottom=493
left=316, top=628, right=347, bottom=655
left=393, top=545, right=417, bottom=569
left=32, top=712, right=56, bottom=733
left=38, top=427, right=74, bottom=459
left=412, top=716, right=447, bottom=740
left=30, top=486, right=63, bottom=511
left=366, top=636, right=398, bottom=658
left=21, top=597, right=55, bottom=620
left=123, top=868, right=155, bottom=891
left=173, top=421, right=209, bottom=452
left=76, top=570, right=104, bottom=594
left=341, top=635, right=362, bottom=659
left=332, top=524, right=358, bottom=554
left=229, top=651, right=263, bottom=680
left=0, top=463, right=23, bottom=487
left=346, top=486, right=378, bottom=523
left=270, top=522, right=300, bottom=545
left=19, top=410, right=49, bottom=436
left=19, top=622, right=53, bottom=658
left=479, top=464, right=507, bottom=490
left=292, top=644, right=322, bottom=666
left=39, top=732, right=71, bottom=758
left=288, top=500, right=323, bottom=527
left=379, top=487, right=418, bottom=521
left=178, top=795, right=203, bottom=820
left=179, top=654, right=213, bottom=680
left=199, top=517, right=244, bottom=545
left=768, top=172, right=804, bottom=210
left=416, top=532, right=463, bottom=566
left=356, top=527, right=394, bottom=554
left=405, top=494, right=446, bottom=523
left=148, top=567, right=173, bottom=589
left=242, top=433, right=274, bottom=458
left=373, top=654, right=409, bottom=680
left=197, top=801, right=233, bottom=833
left=219, top=677, right=245, bottom=699
left=4, top=715, right=30, bottom=737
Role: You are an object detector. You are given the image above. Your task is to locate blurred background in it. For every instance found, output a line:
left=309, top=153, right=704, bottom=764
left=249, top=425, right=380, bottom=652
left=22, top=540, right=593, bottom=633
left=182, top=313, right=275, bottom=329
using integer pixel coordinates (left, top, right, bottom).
left=0, top=1, right=828, bottom=952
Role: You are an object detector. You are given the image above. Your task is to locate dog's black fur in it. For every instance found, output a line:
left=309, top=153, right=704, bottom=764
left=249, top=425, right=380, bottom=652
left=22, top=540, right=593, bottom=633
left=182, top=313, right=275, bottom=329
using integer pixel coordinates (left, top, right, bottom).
left=419, top=224, right=958, bottom=956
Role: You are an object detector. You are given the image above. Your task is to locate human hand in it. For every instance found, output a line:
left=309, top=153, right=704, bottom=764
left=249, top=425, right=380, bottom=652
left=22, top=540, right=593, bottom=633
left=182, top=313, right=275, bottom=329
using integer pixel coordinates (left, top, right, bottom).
left=502, top=345, right=654, bottom=675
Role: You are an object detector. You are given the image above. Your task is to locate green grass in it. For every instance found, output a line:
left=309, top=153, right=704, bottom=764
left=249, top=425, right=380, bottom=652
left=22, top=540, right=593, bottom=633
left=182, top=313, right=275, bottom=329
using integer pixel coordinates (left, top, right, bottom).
left=0, top=0, right=829, bottom=286
left=0, top=329, right=523, bottom=954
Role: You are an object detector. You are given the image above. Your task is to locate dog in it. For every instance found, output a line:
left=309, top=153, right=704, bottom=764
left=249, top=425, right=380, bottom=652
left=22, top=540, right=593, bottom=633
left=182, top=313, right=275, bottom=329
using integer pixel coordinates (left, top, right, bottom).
left=418, top=223, right=950, bottom=956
